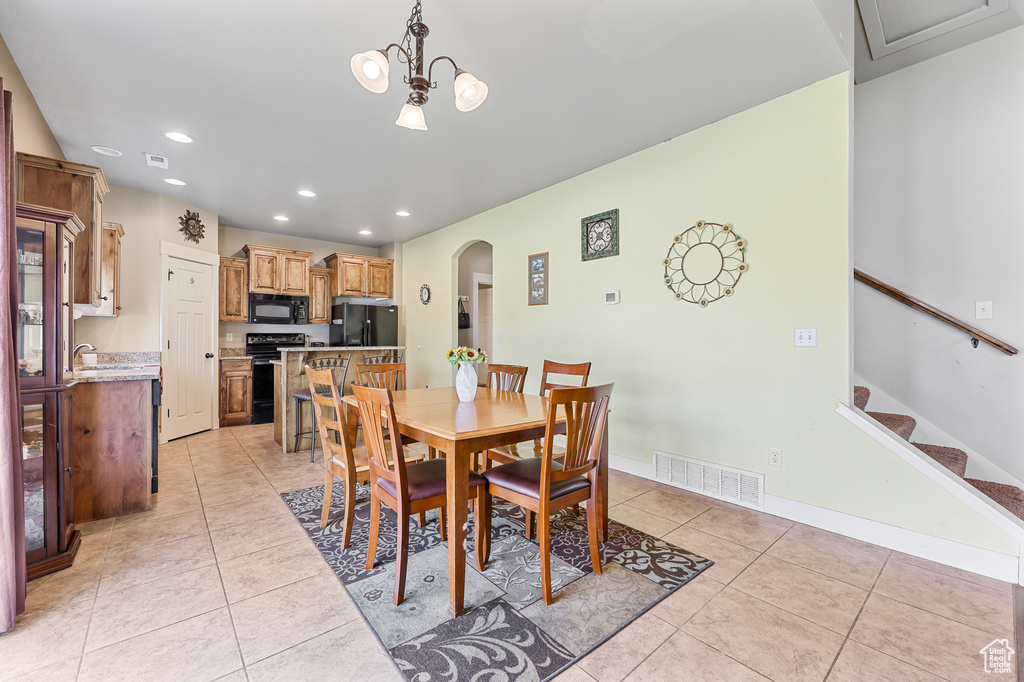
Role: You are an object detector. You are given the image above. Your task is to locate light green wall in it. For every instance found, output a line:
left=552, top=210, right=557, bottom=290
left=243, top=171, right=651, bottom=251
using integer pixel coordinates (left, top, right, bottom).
left=401, top=73, right=1017, bottom=555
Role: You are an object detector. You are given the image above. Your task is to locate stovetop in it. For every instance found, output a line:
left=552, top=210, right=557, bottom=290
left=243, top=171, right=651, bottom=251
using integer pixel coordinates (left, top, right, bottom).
left=245, top=333, right=306, bottom=357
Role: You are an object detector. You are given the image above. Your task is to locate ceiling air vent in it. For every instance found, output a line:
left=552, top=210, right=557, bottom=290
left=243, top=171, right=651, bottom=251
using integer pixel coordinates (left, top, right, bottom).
left=145, top=153, right=169, bottom=169
left=653, top=450, right=764, bottom=510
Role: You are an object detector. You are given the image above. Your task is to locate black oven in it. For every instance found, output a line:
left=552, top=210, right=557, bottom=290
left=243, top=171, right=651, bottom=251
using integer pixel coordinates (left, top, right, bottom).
left=248, top=293, right=308, bottom=325
left=245, top=333, right=307, bottom=424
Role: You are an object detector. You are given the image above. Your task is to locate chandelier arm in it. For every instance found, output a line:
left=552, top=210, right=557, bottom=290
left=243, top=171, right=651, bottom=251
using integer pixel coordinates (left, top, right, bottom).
left=427, top=56, right=459, bottom=89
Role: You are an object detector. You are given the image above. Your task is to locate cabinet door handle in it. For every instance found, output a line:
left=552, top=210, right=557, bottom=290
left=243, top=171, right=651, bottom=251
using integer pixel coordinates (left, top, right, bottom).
left=63, top=302, right=69, bottom=307
left=116, top=306, right=122, bottom=311
left=101, top=296, right=108, bottom=301
left=64, top=467, right=71, bottom=473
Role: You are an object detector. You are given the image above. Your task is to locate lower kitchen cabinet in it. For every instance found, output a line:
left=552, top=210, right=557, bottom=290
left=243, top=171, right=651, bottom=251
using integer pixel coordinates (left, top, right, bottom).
left=220, top=358, right=252, bottom=426
left=72, top=380, right=154, bottom=522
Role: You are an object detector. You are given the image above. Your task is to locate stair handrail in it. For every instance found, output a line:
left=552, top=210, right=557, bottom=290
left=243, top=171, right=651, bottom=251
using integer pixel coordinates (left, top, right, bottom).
left=854, top=269, right=1018, bottom=356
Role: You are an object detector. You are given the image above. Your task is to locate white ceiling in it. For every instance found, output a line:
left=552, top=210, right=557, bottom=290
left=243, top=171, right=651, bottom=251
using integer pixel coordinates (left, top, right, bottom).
left=0, top=1, right=847, bottom=247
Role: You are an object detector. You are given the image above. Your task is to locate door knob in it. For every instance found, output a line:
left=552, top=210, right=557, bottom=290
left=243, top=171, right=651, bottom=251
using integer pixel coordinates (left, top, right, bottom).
left=205, top=353, right=215, bottom=359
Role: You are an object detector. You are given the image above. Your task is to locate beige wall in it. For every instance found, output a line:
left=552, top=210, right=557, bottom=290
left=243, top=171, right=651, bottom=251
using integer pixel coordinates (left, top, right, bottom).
left=0, top=32, right=63, bottom=159
left=401, top=73, right=1016, bottom=555
left=76, top=185, right=219, bottom=352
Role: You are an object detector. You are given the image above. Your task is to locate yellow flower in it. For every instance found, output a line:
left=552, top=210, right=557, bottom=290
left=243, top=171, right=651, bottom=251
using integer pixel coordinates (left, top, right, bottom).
left=479, top=350, right=488, bottom=362
left=445, top=349, right=456, bottom=360
left=465, top=348, right=478, bottom=361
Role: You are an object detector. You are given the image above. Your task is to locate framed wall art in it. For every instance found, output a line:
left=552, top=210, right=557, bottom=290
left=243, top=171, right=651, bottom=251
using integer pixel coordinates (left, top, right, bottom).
left=581, top=208, right=619, bottom=261
left=528, top=252, right=548, bottom=306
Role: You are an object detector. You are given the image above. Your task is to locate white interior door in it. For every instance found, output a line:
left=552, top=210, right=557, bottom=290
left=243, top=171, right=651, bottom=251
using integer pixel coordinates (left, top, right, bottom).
left=475, top=283, right=493, bottom=383
left=163, top=255, right=214, bottom=440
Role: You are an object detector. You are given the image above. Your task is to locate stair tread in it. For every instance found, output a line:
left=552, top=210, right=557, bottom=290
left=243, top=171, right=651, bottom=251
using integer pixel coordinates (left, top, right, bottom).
left=867, top=411, right=916, bottom=440
left=965, top=479, right=1024, bottom=522
left=853, top=386, right=870, bottom=410
left=912, top=442, right=968, bottom=478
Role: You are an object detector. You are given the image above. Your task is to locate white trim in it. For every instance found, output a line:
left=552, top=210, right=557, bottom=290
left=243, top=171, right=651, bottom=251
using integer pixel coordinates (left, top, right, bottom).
left=606, top=448, right=1022, bottom=585
left=836, top=402, right=1024, bottom=542
left=159, top=243, right=220, bottom=443
left=470, top=272, right=492, bottom=350
left=764, top=493, right=1020, bottom=585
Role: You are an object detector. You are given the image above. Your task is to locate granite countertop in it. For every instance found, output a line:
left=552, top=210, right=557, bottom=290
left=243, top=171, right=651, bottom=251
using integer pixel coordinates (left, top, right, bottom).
left=220, top=347, right=249, bottom=358
left=277, top=345, right=405, bottom=353
left=72, top=350, right=161, bottom=383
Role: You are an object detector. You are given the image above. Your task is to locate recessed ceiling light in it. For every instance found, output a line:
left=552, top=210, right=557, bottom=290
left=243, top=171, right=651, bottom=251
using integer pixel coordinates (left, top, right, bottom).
left=164, top=178, right=187, bottom=186
left=273, top=215, right=289, bottom=221
left=297, top=190, right=316, bottom=197
left=359, top=229, right=372, bottom=235
left=165, top=132, right=193, bottom=143
left=90, top=145, right=122, bottom=157
left=395, top=210, right=410, bottom=217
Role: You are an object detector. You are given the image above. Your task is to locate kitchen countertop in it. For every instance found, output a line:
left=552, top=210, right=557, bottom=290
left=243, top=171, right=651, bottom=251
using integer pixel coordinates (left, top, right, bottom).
left=220, top=347, right=249, bottom=358
left=276, top=345, right=405, bottom=353
left=72, top=350, right=161, bottom=383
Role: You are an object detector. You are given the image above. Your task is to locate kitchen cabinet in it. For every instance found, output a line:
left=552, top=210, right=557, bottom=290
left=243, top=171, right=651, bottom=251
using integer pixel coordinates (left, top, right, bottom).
left=72, top=379, right=154, bottom=522
left=219, top=257, right=248, bottom=322
left=324, top=253, right=394, bottom=298
left=79, top=221, right=124, bottom=317
left=309, top=266, right=333, bottom=324
left=17, top=153, right=109, bottom=306
left=16, top=203, right=83, bottom=580
left=220, top=358, right=253, bottom=426
left=243, top=245, right=312, bottom=296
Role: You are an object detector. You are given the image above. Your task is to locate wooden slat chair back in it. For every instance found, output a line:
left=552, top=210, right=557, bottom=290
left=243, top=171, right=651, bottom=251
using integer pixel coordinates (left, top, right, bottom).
left=486, top=364, right=528, bottom=393
left=481, top=382, right=614, bottom=605
left=540, top=359, right=591, bottom=395
left=355, top=362, right=406, bottom=391
left=352, top=383, right=490, bottom=606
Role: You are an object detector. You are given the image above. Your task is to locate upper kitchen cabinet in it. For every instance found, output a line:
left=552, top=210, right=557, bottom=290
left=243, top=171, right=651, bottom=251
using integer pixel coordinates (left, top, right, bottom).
left=324, top=253, right=393, bottom=299
left=309, top=266, right=333, bottom=324
left=79, top=222, right=124, bottom=317
left=17, top=153, right=109, bottom=306
left=219, top=257, right=248, bottom=322
left=243, top=245, right=312, bottom=296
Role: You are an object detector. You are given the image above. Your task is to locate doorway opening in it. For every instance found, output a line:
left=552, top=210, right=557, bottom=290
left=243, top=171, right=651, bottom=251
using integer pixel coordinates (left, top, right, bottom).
left=456, top=241, right=493, bottom=384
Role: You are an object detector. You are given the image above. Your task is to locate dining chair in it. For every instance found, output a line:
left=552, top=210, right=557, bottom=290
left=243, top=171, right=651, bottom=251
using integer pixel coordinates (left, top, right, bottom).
left=306, top=366, right=425, bottom=546
left=354, top=362, right=406, bottom=391
left=292, top=356, right=351, bottom=462
left=486, top=363, right=529, bottom=392
left=481, top=383, right=613, bottom=605
left=484, top=359, right=591, bottom=467
left=354, top=382, right=491, bottom=606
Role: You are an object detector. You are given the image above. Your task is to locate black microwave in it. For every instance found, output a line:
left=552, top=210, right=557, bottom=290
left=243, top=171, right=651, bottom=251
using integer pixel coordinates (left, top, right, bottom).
left=248, top=293, right=308, bottom=325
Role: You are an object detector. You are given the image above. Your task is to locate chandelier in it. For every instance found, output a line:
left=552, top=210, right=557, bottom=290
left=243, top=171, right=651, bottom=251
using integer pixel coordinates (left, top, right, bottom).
left=350, top=1, right=488, bottom=131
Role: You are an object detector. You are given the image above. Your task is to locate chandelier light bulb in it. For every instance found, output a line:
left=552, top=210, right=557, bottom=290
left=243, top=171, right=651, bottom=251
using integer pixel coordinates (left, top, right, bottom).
left=454, top=71, right=488, bottom=112
left=396, top=103, right=428, bottom=131
left=350, top=50, right=390, bottom=93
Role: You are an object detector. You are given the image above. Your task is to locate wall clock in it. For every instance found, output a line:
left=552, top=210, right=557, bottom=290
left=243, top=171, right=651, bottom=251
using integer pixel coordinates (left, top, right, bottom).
left=581, top=209, right=619, bottom=261
left=178, top=210, right=205, bottom=244
left=420, top=284, right=431, bottom=305
left=663, top=220, right=748, bottom=307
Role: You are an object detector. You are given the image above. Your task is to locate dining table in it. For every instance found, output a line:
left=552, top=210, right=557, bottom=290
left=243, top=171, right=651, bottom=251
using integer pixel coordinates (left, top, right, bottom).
left=342, top=385, right=610, bottom=617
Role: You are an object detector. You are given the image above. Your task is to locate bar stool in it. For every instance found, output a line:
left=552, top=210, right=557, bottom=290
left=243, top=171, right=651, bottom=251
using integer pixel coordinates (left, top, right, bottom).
left=292, top=356, right=351, bottom=462
left=361, top=350, right=404, bottom=365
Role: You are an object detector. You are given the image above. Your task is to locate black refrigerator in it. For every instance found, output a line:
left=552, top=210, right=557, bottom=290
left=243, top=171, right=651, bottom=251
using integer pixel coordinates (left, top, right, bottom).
left=330, top=303, right=399, bottom=347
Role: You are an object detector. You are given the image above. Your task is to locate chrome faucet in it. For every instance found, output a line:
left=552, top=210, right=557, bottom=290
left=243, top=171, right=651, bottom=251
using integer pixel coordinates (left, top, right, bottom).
left=73, top=343, right=96, bottom=359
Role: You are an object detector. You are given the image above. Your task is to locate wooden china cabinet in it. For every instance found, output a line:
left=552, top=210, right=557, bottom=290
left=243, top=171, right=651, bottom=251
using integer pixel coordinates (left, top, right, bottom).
left=16, top=202, right=83, bottom=579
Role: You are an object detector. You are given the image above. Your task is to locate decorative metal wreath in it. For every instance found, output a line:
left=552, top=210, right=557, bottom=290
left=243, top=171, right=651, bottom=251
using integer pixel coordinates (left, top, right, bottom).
left=178, top=210, right=206, bottom=244
left=663, top=220, right=748, bottom=307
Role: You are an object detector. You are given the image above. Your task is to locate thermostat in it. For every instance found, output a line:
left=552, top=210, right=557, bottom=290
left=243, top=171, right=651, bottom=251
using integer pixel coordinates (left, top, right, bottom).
left=604, top=290, right=620, bottom=304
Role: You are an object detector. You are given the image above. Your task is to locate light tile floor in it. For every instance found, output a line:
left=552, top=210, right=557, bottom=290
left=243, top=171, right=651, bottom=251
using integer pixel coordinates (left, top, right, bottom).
left=1, top=423, right=1017, bottom=681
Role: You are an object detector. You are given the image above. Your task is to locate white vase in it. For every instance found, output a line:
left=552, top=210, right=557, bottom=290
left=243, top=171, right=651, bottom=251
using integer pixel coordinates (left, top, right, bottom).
left=455, top=361, right=478, bottom=402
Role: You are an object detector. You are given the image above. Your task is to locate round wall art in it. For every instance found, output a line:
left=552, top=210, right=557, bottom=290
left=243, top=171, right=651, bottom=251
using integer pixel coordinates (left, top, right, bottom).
left=663, top=220, right=748, bottom=307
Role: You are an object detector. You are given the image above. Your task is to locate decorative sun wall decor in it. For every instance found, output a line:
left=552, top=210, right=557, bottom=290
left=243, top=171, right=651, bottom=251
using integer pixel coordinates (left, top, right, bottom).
left=178, top=210, right=206, bottom=244
left=663, top=220, right=748, bottom=307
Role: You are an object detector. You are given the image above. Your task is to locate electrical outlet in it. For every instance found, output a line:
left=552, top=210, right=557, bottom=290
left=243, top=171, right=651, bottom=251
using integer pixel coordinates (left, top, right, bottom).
left=794, top=328, right=817, bottom=347
left=769, top=447, right=782, bottom=467
left=226, top=332, right=233, bottom=342
left=496, top=332, right=504, bottom=343
left=976, top=301, right=992, bottom=319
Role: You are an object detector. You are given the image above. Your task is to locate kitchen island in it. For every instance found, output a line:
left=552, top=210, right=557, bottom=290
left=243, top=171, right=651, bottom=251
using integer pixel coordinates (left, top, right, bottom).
left=275, top=346, right=405, bottom=453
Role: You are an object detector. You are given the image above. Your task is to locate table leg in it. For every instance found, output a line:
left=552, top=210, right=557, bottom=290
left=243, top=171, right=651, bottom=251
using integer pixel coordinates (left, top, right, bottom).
left=447, top=440, right=469, bottom=617
left=598, top=416, right=610, bottom=541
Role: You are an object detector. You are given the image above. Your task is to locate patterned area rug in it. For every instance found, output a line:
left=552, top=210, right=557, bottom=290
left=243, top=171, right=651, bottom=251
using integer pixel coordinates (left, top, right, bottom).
left=284, top=483, right=713, bottom=681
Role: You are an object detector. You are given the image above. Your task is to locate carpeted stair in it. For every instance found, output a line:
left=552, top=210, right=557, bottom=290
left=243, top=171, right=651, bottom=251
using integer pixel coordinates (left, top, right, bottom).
left=856, top=385, right=1024, bottom=523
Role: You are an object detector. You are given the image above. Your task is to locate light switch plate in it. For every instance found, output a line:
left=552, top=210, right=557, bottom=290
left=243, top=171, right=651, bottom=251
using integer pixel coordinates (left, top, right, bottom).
left=976, top=301, right=992, bottom=319
left=226, top=332, right=233, bottom=342
left=795, top=328, right=817, bottom=347
left=496, top=332, right=504, bottom=343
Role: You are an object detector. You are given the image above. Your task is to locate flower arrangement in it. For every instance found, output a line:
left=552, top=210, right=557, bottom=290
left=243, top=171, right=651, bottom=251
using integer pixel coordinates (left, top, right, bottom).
left=445, top=346, right=488, bottom=365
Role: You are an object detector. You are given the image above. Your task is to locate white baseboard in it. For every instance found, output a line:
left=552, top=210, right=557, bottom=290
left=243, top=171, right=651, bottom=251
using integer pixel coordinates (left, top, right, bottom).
left=602, top=450, right=1021, bottom=585
left=764, top=493, right=1020, bottom=585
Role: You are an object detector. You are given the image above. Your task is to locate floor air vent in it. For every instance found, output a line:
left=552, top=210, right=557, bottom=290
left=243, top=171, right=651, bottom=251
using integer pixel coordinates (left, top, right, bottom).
left=653, top=450, right=764, bottom=510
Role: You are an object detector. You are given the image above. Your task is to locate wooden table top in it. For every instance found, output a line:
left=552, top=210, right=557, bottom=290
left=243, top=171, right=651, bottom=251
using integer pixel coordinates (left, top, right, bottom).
left=343, top=387, right=558, bottom=442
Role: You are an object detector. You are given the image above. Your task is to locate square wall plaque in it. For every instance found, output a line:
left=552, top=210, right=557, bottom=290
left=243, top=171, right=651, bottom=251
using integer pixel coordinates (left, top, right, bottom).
left=582, top=209, right=619, bottom=261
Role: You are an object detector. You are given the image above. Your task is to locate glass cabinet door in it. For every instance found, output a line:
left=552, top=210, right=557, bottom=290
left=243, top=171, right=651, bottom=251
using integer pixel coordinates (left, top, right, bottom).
left=16, top=226, right=45, bottom=383
left=22, top=400, right=47, bottom=555
left=61, top=232, right=73, bottom=378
